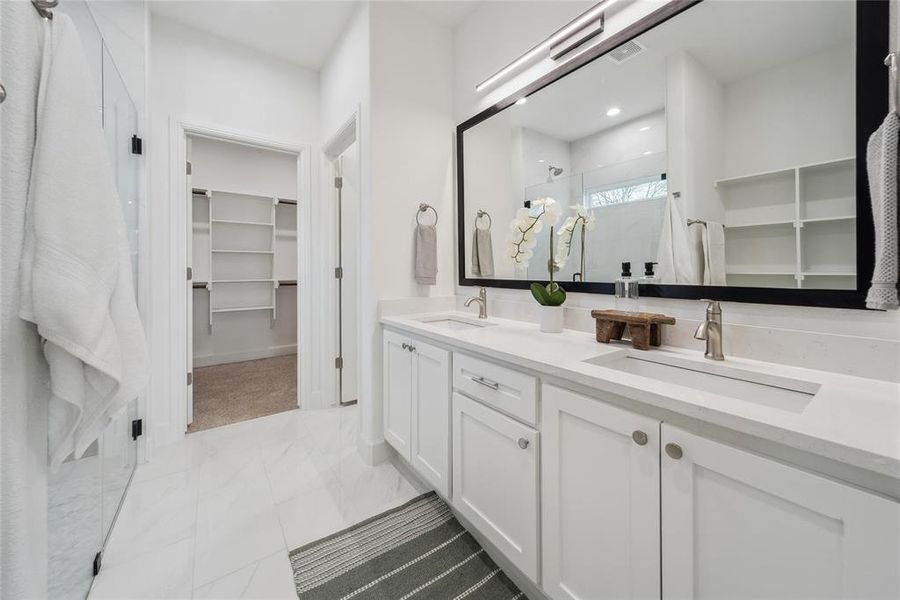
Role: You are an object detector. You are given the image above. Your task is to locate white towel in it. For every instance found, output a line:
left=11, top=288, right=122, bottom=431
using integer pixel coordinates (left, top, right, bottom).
left=866, top=113, right=899, bottom=310
left=701, top=221, right=726, bottom=285
left=414, top=224, right=437, bottom=285
left=471, top=227, right=495, bottom=277
left=656, top=194, right=697, bottom=284
left=18, top=14, right=148, bottom=466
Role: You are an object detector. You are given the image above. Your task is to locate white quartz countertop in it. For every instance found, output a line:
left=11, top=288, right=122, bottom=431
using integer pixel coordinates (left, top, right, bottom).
left=381, top=312, right=900, bottom=480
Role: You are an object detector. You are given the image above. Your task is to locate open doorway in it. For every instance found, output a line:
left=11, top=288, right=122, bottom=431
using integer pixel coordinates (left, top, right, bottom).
left=186, top=135, right=300, bottom=432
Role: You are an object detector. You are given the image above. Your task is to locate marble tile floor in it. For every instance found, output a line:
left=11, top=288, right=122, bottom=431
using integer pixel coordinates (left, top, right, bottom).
left=89, top=406, right=424, bottom=599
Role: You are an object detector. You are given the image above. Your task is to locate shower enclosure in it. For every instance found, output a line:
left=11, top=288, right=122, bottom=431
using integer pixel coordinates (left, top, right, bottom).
left=48, top=2, right=143, bottom=598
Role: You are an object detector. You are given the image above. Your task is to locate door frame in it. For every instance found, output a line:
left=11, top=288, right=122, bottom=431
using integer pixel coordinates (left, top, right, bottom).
left=166, top=119, right=315, bottom=443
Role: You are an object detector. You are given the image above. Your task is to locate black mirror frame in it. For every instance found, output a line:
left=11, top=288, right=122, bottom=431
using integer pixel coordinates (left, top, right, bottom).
left=456, top=0, right=888, bottom=310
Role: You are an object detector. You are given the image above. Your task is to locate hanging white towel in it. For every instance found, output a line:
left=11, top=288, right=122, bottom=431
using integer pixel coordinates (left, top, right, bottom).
left=656, top=194, right=696, bottom=284
left=471, top=227, right=495, bottom=277
left=866, top=113, right=899, bottom=310
left=414, top=224, right=437, bottom=285
left=18, top=14, right=148, bottom=466
left=701, top=221, right=727, bottom=285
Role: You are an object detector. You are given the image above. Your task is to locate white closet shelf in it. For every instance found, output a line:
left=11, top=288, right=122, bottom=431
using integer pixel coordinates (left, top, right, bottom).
left=211, top=305, right=275, bottom=314
left=800, top=215, right=856, bottom=224
left=725, top=219, right=796, bottom=229
left=725, top=268, right=795, bottom=276
left=211, top=278, right=276, bottom=283
left=211, top=219, right=274, bottom=227
left=715, top=156, right=855, bottom=188
left=800, top=271, right=855, bottom=277
left=210, top=249, right=274, bottom=254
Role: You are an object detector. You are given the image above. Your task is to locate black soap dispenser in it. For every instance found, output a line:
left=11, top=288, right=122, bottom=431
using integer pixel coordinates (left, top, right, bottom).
left=641, top=262, right=659, bottom=284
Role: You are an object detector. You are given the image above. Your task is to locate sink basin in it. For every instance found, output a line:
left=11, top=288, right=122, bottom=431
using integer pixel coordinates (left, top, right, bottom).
left=417, top=315, right=496, bottom=331
left=584, top=353, right=820, bottom=413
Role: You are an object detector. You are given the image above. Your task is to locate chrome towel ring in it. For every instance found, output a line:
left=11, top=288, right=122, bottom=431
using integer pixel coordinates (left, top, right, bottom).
left=475, top=210, right=492, bottom=230
left=417, top=203, right=438, bottom=226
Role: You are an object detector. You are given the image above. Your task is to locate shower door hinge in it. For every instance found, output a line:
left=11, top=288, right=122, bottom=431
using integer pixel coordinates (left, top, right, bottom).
left=186, top=372, right=193, bottom=386
left=131, top=135, right=143, bottom=155
left=335, top=357, right=343, bottom=369
left=334, top=267, right=343, bottom=279
left=131, top=419, right=143, bottom=441
left=334, top=176, right=343, bottom=189
left=186, top=161, right=192, bottom=175
left=93, top=551, right=102, bottom=576
left=186, top=266, right=193, bottom=281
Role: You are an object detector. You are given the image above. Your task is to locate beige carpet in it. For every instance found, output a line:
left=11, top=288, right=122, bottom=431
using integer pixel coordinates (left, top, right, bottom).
left=189, top=354, right=297, bottom=433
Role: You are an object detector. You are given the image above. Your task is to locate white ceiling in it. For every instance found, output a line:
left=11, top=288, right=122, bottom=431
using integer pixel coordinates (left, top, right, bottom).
left=149, top=1, right=360, bottom=70
left=507, top=0, right=852, bottom=142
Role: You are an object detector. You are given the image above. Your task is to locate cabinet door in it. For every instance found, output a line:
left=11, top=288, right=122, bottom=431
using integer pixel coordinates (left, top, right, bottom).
left=452, top=392, right=539, bottom=581
left=661, top=424, right=900, bottom=599
left=542, top=385, right=661, bottom=600
left=382, top=330, right=412, bottom=461
left=411, top=340, right=451, bottom=497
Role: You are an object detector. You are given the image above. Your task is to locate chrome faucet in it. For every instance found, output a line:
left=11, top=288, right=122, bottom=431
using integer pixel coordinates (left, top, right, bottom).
left=694, top=300, right=724, bottom=361
left=464, top=287, right=488, bottom=319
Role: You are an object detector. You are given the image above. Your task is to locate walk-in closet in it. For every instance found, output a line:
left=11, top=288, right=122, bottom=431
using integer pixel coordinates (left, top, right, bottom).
left=188, top=136, right=299, bottom=431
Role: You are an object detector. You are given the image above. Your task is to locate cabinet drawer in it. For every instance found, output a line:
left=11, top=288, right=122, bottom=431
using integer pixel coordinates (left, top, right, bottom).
left=453, top=352, right=537, bottom=426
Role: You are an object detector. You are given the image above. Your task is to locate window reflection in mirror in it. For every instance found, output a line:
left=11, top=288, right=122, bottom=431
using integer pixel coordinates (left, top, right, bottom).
left=462, top=0, right=856, bottom=290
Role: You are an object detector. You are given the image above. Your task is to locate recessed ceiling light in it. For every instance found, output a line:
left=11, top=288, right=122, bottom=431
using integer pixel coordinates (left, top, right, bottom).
left=606, top=107, right=622, bottom=117
left=642, top=150, right=653, bottom=156
left=515, top=97, right=528, bottom=106
left=596, top=164, right=605, bottom=168
left=538, top=159, right=546, bottom=163
left=639, top=126, right=650, bottom=132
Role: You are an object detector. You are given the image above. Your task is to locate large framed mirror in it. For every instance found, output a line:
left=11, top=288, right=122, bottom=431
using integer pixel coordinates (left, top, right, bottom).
left=457, top=0, right=888, bottom=309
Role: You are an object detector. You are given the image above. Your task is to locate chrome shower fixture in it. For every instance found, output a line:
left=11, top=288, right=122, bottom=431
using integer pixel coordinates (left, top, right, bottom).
left=547, top=165, right=564, bottom=181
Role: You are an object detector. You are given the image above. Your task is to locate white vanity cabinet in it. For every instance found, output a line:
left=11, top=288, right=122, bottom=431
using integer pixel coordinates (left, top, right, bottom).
left=541, top=385, right=661, bottom=600
left=382, top=330, right=451, bottom=496
left=452, top=391, right=540, bottom=582
left=661, top=424, right=900, bottom=599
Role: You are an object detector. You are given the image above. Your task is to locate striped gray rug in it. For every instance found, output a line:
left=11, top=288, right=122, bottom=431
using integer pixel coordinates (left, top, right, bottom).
left=289, top=491, right=525, bottom=600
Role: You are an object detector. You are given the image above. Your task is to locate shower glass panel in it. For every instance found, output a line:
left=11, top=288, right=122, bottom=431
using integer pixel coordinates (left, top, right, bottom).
left=48, top=4, right=141, bottom=598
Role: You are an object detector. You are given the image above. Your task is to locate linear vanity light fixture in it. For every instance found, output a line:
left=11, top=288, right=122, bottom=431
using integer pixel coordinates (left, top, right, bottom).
left=474, top=0, right=619, bottom=93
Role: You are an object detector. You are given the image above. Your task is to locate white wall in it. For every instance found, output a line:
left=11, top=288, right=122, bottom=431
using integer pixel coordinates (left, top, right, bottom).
left=723, top=43, right=853, bottom=176
left=148, top=15, right=319, bottom=446
left=359, top=2, right=456, bottom=460
left=571, top=110, right=666, bottom=180
left=452, top=0, right=900, bottom=372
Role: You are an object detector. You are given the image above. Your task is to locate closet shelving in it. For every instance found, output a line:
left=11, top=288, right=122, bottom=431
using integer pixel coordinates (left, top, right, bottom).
left=192, top=188, right=297, bottom=331
left=715, top=156, right=856, bottom=290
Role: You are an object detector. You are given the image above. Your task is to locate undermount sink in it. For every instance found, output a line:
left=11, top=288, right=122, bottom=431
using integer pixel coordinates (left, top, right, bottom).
left=417, top=315, right=496, bottom=331
left=584, top=353, right=820, bottom=413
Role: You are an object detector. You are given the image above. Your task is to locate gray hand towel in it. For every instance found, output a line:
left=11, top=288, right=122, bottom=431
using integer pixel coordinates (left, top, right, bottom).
left=472, top=228, right=495, bottom=277
left=415, top=224, right=437, bottom=285
left=866, top=113, right=899, bottom=310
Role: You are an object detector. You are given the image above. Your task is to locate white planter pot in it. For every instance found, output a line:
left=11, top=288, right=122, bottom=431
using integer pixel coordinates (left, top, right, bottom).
left=539, top=305, right=564, bottom=333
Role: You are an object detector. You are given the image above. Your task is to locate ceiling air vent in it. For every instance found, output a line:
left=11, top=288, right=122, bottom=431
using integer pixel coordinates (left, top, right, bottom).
left=607, top=40, right=645, bottom=64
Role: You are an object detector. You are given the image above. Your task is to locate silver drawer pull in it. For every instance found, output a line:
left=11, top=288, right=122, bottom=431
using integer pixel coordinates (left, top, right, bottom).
left=472, top=375, right=500, bottom=390
left=518, top=438, right=529, bottom=449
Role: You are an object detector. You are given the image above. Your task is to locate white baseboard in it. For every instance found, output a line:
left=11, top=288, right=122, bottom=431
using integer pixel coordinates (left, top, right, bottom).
left=357, top=434, right=390, bottom=466
left=193, top=344, right=297, bottom=368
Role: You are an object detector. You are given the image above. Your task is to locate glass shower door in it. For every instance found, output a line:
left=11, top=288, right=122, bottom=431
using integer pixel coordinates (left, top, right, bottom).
left=46, top=5, right=142, bottom=597
left=98, top=39, right=140, bottom=551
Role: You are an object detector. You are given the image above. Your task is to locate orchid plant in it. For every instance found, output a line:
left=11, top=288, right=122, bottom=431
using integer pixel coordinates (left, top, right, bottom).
left=555, top=205, right=597, bottom=269
left=504, top=197, right=569, bottom=306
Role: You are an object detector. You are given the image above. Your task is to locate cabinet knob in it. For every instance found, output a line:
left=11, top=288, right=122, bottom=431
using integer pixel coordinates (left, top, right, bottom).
left=401, top=342, right=409, bottom=350
left=632, top=430, right=648, bottom=446
left=408, top=345, right=416, bottom=353
left=665, top=443, right=683, bottom=460
left=517, top=438, right=529, bottom=449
